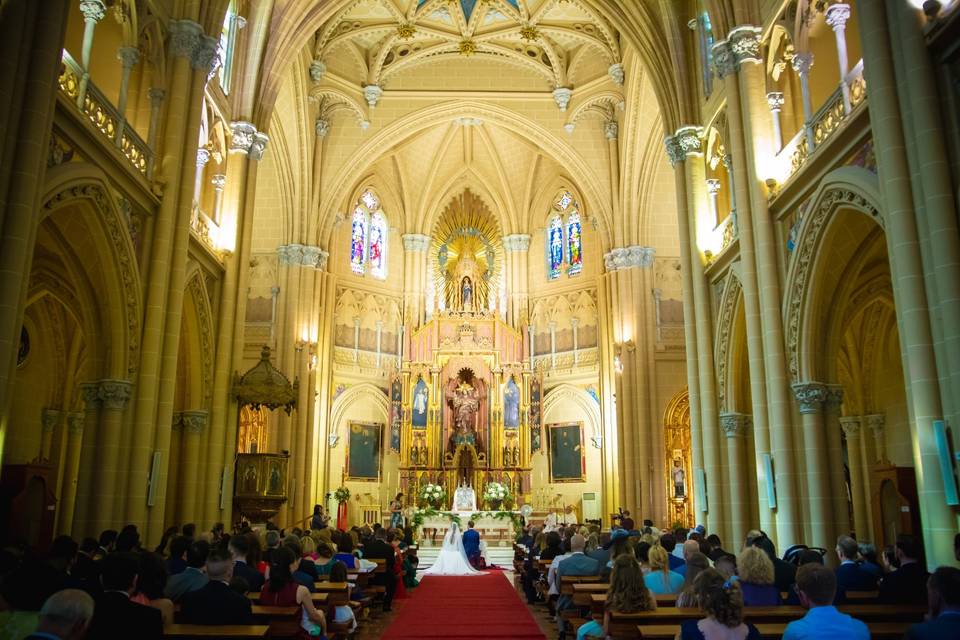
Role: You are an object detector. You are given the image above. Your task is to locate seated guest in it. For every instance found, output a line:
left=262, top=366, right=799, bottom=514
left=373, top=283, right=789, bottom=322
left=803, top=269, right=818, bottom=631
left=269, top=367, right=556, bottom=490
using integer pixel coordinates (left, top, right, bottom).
left=328, top=561, right=358, bottom=633
left=555, top=534, right=601, bottom=633
left=87, top=552, right=162, bottom=640
left=785, top=549, right=826, bottom=605
left=314, top=543, right=338, bottom=576
left=714, top=554, right=736, bottom=581
left=705, top=534, right=727, bottom=562
left=360, top=528, right=397, bottom=612
left=879, top=534, right=929, bottom=605
left=858, top=543, right=882, bottom=579
left=180, top=549, right=253, bottom=625
left=130, top=552, right=174, bottom=627
left=284, top=535, right=319, bottom=580
left=540, top=531, right=564, bottom=561
left=262, top=530, right=281, bottom=565
left=737, top=546, right=780, bottom=606
left=881, top=544, right=899, bottom=573
left=660, top=534, right=685, bottom=571
left=229, top=534, right=264, bottom=592
left=576, top=554, right=656, bottom=640
left=634, top=541, right=651, bottom=573
left=73, top=538, right=102, bottom=597
left=165, top=535, right=189, bottom=576
left=679, top=569, right=760, bottom=640
left=181, top=523, right=196, bottom=540
left=905, top=566, right=960, bottom=639
left=95, top=530, right=117, bottom=560
left=644, top=545, right=684, bottom=594
left=752, top=534, right=796, bottom=593
left=676, top=552, right=711, bottom=607
left=834, top=535, right=878, bottom=603
left=588, top=533, right=611, bottom=568
left=301, top=536, right=319, bottom=561
left=333, top=533, right=358, bottom=569
left=26, top=589, right=94, bottom=640
left=153, top=526, right=178, bottom=556
left=163, top=540, right=209, bottom=602
left=402, top=549, right=419, bottom=589
left=782, top=563, right=869, bottom=640
left=676, top=540, right=701, bottom=577
left=114, top=526, right=140, bottom=553
left=260, top=546, right=327, bottom=638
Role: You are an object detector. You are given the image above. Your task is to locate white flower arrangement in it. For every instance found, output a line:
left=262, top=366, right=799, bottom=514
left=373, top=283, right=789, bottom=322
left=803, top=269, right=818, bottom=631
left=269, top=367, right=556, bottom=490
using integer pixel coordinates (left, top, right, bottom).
left=483, top=482, right=510, bottom=502
left=420, top=483, right=446, bottom=503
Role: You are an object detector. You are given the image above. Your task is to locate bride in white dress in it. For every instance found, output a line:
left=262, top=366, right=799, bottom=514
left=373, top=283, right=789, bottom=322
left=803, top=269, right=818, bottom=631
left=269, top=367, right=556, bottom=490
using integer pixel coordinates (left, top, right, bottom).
left=422, top=522, right=483, bottom=576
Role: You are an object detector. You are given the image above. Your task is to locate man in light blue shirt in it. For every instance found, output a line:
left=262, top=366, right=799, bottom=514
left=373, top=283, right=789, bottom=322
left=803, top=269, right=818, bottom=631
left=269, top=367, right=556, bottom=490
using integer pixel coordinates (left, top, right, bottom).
left=783, top=563, right=869, bottom=640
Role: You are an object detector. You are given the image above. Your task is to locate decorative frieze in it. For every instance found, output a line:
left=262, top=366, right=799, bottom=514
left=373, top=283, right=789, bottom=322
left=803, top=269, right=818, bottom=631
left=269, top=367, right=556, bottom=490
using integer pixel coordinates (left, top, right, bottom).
left=181, top=410, right=209, bottom=434
left=277, top=243, right=329, bottom=270
left=791, top=52, right=815, bottom=76
left=117, top=46, right=140, bottom=69
left=79, top=0, right=107, bottom=23
left=604, top=246, right=655, bottom=272
left=230, top=121, right=258, bottom=153
left=402, top=234, right=431, bottom=252
left=249, top=132, right=269, bottom=160
left=42, top=409, right=61, bottom=432
left=825, top=4, right=851, bottom=32
left=792, top=381, right=828, bottom=414
left=675, top=126, right=705, bottom=156
left=711, top=40, right=735, bottom=78
left=502, top=234, right=531, bottom=252
left=839, top=415, right=861, bottom=437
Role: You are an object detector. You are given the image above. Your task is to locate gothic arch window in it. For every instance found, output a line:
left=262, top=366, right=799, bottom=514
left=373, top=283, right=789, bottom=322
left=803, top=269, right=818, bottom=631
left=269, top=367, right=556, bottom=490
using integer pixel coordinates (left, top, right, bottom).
left=349, top=189, right=388, bottom=278
left=217, top=0, right=240, bottom=94
left=546, top=190, right=583, bottom=280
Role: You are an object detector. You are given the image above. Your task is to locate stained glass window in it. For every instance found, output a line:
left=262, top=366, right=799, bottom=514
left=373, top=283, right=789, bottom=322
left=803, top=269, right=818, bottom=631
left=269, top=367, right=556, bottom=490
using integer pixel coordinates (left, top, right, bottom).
left=567, top=210, right=582, bottom=276
left=548, top=215, right=563, bottom=280
left=369, top=211, right=387, bottom=279
left=361, top=191, right=379, bottom=210
left=350, top=207, right=366, bottom=274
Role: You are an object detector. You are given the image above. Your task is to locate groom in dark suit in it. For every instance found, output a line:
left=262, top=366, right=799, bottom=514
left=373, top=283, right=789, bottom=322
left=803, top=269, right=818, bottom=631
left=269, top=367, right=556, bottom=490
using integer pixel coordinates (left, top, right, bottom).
left=463, top=521, right=482, bottom=568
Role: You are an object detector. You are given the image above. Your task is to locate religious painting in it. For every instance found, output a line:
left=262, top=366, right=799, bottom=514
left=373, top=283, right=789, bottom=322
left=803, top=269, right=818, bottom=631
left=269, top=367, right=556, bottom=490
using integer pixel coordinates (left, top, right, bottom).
left=503, top=377, right=520, bottom=429
left=346, top=421, right=382, bottom=481
left=548, top=422, right=585, bottom=482
left=350, top=208, right=366, bottom=274
left=548, top=215, right=564, bottom=280
left=266, top=458, right=285, bottom=495
left=530, top=378, right=542, bottom=452
left=671, top=458, right=686, bottom=498
left=239, top=461, right=259, bottom=494
left=389, top=378, right=402, bottom=452
left=411, top=377, right=429, bottom=428
left=567, top=211, right=583, bottom=276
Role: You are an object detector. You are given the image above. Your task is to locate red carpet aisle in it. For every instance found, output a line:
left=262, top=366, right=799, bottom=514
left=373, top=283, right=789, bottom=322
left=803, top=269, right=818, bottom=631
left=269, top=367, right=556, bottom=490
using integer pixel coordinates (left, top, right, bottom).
left=379, top=573, right=547, bottom=639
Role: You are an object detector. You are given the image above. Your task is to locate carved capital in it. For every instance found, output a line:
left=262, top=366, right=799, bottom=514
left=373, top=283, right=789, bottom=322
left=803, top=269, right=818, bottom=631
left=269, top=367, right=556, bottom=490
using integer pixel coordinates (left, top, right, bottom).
left=80, top=382, right=101, bottom=408
left=706, top=178, right=722, bottom=195
left=720, top=412, right=751, bottom=438
left=79, top=0, right=106, bottom=23
left=825, top=384, right=844, bottom=411
left=230, top=121, right=258, bottom=153
left=502, top=234, right=531, bottom=252
left=171, top=412, right=183, bottom=431
left=792, top=382, right=828, bottom=414
left=712, top=40, right=736, bottom=78
left=402, top=234, right=431, bottom=252
left=766, top=92, right=785, bottom=112
left=865, top=413, right=885, bottom=433
left=211, top=174, right=226, bottom=190
left=67, top=412, right=85, bottom=435
left=315, top=118, right=330, bottom=138
left=363, top=84, right=383, bottom=107
left=181, top=409, right=208, bottom=434
left=552, top=87, right=573, bottom=112
left=98, top=379, right=133, bottom=410
left=277, top=243, right=304, bottom=266
left=604, top=246, right=655, bottom=272
left=728, top=26, right=762, bottom=67
left=249, top=132, right=269, bottom=160
left=148, top=87, right=166, bottom=106
left=42, top=409, right=61, bottom=432
left=604, top=120, right=619, bottom=140
left=825, top=4, right=851, bottom=32
left=839, top=415, right=862, bottom=437
left=791, top=52, right=814, bottom=76
left=168, top=20, right=203, bottom=59
left=191, top=35, right=220, bottom=75
left=664, top=135, right=685, bottom=167
left=310, top=59, right=326, bottom=83
left=196, top=147, right=211, bottom=168
left=608, top=63, right=625, bottom=86
left=674, top=126, right=705, bottom=158
left=117, top=46, right=140, bottom=69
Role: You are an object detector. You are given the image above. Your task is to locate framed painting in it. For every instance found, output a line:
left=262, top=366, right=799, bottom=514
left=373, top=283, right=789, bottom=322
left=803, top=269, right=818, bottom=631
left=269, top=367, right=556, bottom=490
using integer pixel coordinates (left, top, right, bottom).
left=547, top=422, right=585, bottom=482
left=346, top=421, right=383, bottom=481
left=411, top=377, right=429, bottom=428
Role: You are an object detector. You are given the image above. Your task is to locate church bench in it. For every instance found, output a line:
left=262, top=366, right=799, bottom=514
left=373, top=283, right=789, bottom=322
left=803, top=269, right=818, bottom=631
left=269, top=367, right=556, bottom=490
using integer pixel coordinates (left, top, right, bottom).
left=560, top=575, right=604, bottom=594
left=164, top=624, right=269, bottom=638
left=247, top=593, right=328, bottom=607
left=634, top=621, right=913, bottom=639
left=573, top=583, right=677, bottom=607
left=845, top=589, right=880, bottom=601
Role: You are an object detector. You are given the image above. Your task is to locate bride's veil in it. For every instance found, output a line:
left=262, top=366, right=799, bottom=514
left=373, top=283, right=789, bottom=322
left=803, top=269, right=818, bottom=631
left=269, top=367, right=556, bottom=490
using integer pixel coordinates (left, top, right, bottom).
left=443, top=521, right=467, bottom=557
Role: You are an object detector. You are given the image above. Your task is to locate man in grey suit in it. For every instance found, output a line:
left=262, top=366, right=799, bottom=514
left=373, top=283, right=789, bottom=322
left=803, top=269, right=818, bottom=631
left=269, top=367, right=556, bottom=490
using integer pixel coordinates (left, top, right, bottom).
left=555, top=534, right=601, bottom=638
left=164, top=540, right=210, bottom=602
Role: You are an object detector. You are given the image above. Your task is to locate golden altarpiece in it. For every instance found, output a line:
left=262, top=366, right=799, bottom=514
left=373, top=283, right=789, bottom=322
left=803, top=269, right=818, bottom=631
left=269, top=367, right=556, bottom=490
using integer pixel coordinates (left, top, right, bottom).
left=388, top=199, right=542, bottom=511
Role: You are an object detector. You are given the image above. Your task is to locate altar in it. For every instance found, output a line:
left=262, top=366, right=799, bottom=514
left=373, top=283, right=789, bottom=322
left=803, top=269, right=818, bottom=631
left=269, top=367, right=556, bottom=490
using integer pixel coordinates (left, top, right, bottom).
left=417, top=511, right=520, bottom=548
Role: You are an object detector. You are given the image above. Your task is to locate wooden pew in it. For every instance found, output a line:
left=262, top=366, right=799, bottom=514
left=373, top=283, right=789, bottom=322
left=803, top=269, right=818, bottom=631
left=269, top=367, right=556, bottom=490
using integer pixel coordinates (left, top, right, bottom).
left=560, top=575, right=603, bottom=595
left=845, top=589, right=880, bottom=602
left=313, top=581, right=351, bottom=606
left=574, top=584, right=675, bottom=608
left=250, top=605, right=300, bottom=623
left=247, top=593, right=328, bottom=607
left=635, top=621, right=912, bottom=639
left=165, top=624, right=269, bottom=638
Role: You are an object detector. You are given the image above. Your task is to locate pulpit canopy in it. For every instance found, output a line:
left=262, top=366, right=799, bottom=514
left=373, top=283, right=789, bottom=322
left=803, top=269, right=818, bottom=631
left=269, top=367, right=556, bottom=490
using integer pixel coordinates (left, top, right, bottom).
left=233, top=346, right=298, bottom=414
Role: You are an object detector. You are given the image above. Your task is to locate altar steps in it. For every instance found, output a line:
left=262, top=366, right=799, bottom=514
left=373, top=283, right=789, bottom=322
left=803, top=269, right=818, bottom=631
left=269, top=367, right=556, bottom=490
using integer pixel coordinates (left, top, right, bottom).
left=415, top=543, right=516, bottom=570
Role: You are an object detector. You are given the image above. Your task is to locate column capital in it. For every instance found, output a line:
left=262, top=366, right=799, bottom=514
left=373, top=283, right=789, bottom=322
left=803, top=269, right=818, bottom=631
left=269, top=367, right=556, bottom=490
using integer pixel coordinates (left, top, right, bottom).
left=825, top=384, right=844, bottom=410
left=42, top=408, right=61, bottom=431
left=310, top=59, right=327, bottom=83
left=148, top=87, right=166, bottom=105
left=604, top=120, right=619, bottom=140
left=839, top=415, right=862, bottom=436
left=230, top=121, right=258, bottom=153
left=402, top=233, right=431, bottom=252
left=211, top=174, right=226, bottom=190
left=791, top=51, right=814, bottom=76
left=675, top=126, right=705, bottom=157
left=363, top=84, right=383, bottom=107
left=608, top=63, right=625, bottom=86
left=117, top=46, right=140, bottom=69
left=315, top=118, right=330, bottom=138
left=196, top=147, right=211, bottom=168
left=67, top=412, right=85, bottom=435
left=249, top=132, right=269, bottom=160
left=502, top=234, right=531, bottom=252
left=192, top=35, right=220, bottom=75
left=604, top=246, right=655, bottom=272
left=711, top=40, right=736, bottom=78
left=706, top=178, right=722, bottom=194
left=825, top=4, right=851, bottom=32
left=168, top=20, right=203, bottom=59
left=728, top=25, right=762, bottom=67
left=720, top=412, right=751, bottom=438
left=277, top=243, right=304, bottom=266
left=792, top=381, right=828, bottom=414
left=766, top=92, right=785, bottom=112
left=181, top=409, right=209, bottom=434
left=865, top=413, right=885, bottom=431
left=552, top=87, right=573, bottom=112
left=98, top=379, right=133, bottom=410
left=80, top=382, right=102, bottom=408
left=79, top=0, right=107, bottom=22
left=171, top=412, right=183, bottom=431
left=301, top=245, right=329, bottom=270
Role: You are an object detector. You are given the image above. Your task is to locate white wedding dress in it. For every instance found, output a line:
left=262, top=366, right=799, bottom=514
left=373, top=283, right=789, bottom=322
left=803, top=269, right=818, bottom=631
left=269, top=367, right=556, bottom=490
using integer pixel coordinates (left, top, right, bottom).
left=422, top=522, right=484, bottom=576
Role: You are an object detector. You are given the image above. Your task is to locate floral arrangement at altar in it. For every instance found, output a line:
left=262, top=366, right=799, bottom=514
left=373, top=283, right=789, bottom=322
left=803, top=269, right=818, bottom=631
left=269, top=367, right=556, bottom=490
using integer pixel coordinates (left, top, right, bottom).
left=334, top=486, right=351, bottom=503
left=419, top=483, right=447, bottom=508
left=483, top=482, right=511, bottom=509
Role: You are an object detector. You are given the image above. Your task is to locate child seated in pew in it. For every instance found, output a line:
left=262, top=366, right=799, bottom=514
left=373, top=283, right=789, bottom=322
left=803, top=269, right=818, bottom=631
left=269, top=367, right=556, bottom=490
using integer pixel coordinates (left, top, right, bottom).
left=576, top=555, right=657, bottom=640
left=403, top=549, right=420, bottom=590
left=328, top=562, right=358, bottom=633
left=260, top=546, right=328, bottom=639
left=677, top=569, right=761, bottom=640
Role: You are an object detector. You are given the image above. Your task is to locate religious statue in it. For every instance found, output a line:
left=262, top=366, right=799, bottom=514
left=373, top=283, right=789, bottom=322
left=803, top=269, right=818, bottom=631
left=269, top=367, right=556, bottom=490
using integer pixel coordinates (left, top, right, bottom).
left=503, top=378, right=520, bottom=428
left=453, top=481, right=477, bottom=512
left=672, top=459, right=686, bottom=498
left=447, top=379, right=482, bottom=453
left=461, top=277, right=473, bottom=311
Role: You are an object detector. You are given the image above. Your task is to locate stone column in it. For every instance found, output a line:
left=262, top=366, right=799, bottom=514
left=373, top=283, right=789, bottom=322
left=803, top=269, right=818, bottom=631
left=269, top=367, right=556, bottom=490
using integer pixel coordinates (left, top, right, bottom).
left=720, top=413, right=750, bottom=547
left=706, top=178, right=722, bottom=222
left=40, top=408, right=61, bottom=461
left=115, top=45, right=140, bottom=145
left=503, top=234, right=531, bottom=328
left=792, top=382, right=831, bottom=552
left=839, top=416, right=868, bottom=540
left=178, top=410, right=208, bottom=525
left=211, top=174, right=226, bottom=223
left=824, top=386, right=850, bottom=539
left=548, top=322, right=557, bottom=367
left=146, top=88, right=165, bottom=178
left=402, top=234, right=430, bottom=328
left=194, top=148, right=211, bottom=203
left=866, top=414, right=887, bottom=465
left=72, top=384, right=101, bottom=536
left=791, top=52, right=816, bottom=152
left=165, top=413, right=183, bottom=527
left=77, top=0, right=106, bottom=107
left=825, top=4, right=852, bottom=114
left=58, top=413, right=85, bottom=535
left=94, top=379, right=133, bottom=532
left=571, top=317, right=579, bottom=365
left=858, top=0, right=957, bottom=567
left=767, top=92, right=784, bottom=150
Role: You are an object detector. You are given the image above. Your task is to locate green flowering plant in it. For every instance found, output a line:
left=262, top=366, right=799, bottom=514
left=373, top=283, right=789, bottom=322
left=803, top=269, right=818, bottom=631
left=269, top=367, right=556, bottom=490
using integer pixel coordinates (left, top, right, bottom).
left=334, top=486, right=351, bottom=503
